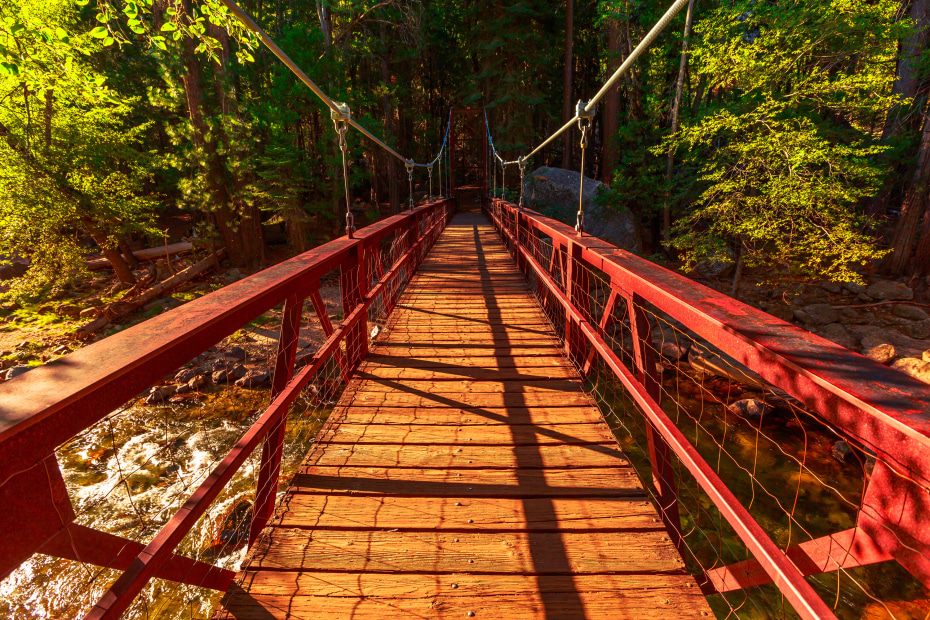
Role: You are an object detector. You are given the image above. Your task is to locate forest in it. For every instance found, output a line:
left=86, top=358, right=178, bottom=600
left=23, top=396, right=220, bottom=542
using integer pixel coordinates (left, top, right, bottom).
left=2, top=0, right=930, bottom=300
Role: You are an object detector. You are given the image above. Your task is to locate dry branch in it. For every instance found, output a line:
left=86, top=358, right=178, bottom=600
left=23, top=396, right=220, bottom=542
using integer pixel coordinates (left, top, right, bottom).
left=75, top=249, right=226, bottom=339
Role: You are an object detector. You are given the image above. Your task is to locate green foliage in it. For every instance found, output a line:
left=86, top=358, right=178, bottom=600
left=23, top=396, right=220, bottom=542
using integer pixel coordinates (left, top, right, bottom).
left=662, top=0, right=904, bottom=282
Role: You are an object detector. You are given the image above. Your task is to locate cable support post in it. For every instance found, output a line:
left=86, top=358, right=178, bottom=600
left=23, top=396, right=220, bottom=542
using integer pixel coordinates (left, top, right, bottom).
left=517, top=156, right=527, bottom=209
left=331, top=103, right=355, bottom=237
left=405, top=159, right=415, bottom=211
left=575, top=100, right=594, bottom=236
left=427, top=163, right=434, bottom=199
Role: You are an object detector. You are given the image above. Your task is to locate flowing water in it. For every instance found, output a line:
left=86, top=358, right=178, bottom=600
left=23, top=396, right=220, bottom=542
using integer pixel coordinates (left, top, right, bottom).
left=0, top=382, right=330, bottom=620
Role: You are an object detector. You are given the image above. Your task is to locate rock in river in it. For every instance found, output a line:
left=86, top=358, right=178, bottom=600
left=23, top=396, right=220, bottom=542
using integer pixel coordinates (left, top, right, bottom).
left=213, top=364, right=247, bottom=384
left=235, top=369, right=271, bottom=388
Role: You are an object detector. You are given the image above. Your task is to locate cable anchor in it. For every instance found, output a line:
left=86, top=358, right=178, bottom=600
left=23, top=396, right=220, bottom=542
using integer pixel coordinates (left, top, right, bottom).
left=331, top=102, right=355, bottom=237
left=575, top=100, right=594, bottom=236
left=405, top=159, right=415, bottom=211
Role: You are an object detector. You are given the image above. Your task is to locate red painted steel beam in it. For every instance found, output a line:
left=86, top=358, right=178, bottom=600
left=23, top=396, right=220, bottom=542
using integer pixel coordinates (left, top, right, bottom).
left=703, top=528, right=891, bottom=593
left=490, top=207, right=838, bottom=619
left=80, top=202, right=452, bottom=619
left=489, top=200, right=930, bottom=487
left=39, top=523, right=235, bottom=591
left=0, top=202, right=447, bottom=486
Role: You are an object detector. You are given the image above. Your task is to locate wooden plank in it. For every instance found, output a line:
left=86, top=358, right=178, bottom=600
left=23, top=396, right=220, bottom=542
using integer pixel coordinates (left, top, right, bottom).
left=356, top=366, right=577, bottom=381
left=333, top=406, right=606, bottom=425
left=369, top=346, right=566, bottom=358
left=245, top=529, right=687, bottom=574
left=219, top=213, right=712, bottom=620
left=364, top=354, right=572, bottom=368
left=319, top=422, right=616, bottom=445
left=308, top=443, right=626, bottom=469
left=217, top=572, right=709, bottom=620
left=349, top=391, right=595, bottom=408
left=350, top=379, right=584, bottom=393
left=275, top=495, right=657, bottom=531
left=291, top=466, right=644, bottom=497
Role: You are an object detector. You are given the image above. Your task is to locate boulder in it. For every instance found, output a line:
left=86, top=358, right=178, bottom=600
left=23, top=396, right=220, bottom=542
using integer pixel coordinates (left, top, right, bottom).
left=850, top=325, right=927, bottom=358
left=831, top=440, right=852, bottom=464
left=0, top=262, right=27, bottom=281
left=56, top=304, right=80, bottom=319
left=727, top=399, right=773, bottom=420
left=523, top=166, right=639, bottom=252
left=37, top=304, right=55, bottom=315
left=223, top=268, right=245, bottom=284
left=818, top=323, right=855, bottom=350
left=901, top=320, right=930, bottom=340
left=797, top=303, right=840, bottom=326
left=144, top=384, right=177, bottom=405
left=187, top=374, right=209, bottom=390
left=923, top=350, right=930, bottom=363
left=821, top=281, right=842, bottom=294
left=4, top=365, right=32, bottom=380
left=891, top=358, right=930, bottom=385
left=235, top=369, right=271, bottom=388
left=843, top=281, right=868, bottom=295
left=694, top=256, right=736, bottom=279
left=659, top=341, right=690, bottom=361
left=219, top=346, right=247, bottom=362
left=838, top=306, right=866, bottom=324
left=212, top=364, right=247, bottom=384
left=174, top=368, right=197, bottom=383
left=866, top=280, right=913, bottom=301
left=863, top=344, right=895, bottom=365
left=892, top=304, right=930, bottom=321
left=168, top=392, right=205, bottom=405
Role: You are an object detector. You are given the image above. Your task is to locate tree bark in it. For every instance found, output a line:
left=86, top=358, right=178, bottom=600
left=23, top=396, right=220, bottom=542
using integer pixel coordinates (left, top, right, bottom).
left=561, top=0, right=574, bottom=170
left=602, top=18, right=622, bottom=185
left=886, top=110, right=930, bottom=274
left=82, top=217, right=136, bottom=285
left=380, top=24, right=400, bottom=214
left=663, top=0, right=697, bottom=244
left=869, top=0, right=930, bottom=217
left=43, top=89, right=53, bottom=154
left=882, top=0, right=930, bottom=141
left=179, top=0, right=261, bottom=268
left=119, top=237, right=140, bottom=270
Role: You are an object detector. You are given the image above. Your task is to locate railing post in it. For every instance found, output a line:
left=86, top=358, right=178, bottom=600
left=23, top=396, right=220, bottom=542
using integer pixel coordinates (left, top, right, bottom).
left=342, top=241, right=368, bottom=372
left=624, top=292, right=683, bottom=554
left=564, top=240, right=590, bottom=365
left=248, top=292, right=303, bottom=547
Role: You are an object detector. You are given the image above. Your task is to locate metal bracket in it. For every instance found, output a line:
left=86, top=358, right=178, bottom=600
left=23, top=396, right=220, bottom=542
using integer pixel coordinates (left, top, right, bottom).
left=575, top=99, right=596, bottom=120
left=330, top=101, right=351, bottom=123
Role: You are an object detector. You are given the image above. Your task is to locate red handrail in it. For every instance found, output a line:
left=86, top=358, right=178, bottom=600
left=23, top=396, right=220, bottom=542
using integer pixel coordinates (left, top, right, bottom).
left=486, top=197, right=930, bottom=619
left=0, top=199, right=453, bottom=617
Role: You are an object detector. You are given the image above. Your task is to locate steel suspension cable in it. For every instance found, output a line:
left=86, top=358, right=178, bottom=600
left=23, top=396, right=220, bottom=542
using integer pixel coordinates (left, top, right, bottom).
left=517, top=0, right=690, bottom=161
left=219, top=0, right=427, bottom=167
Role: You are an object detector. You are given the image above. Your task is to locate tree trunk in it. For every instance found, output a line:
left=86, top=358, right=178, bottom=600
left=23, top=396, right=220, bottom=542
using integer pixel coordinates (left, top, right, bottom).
left=561, top=0, right=574, bottom=170
left=380, top=24, right=399, bottom=214
left=881, top=0, right=930, bottom=141
left=885, top=110, right=930, bottom=274
left=119, top=237, right=140, bottom=270
left=869, top=0, right=930, bottom=217
left=43, top=89, right=53, bottom=154
left=82, top=217, right=135, bottom=285
left=914, top=202, right=930, bottom=273
left=179, top=0, right=261, bottom=268
left=602, top=19, right=622, bottom=185
left=663, top=0, right=697, bottom=244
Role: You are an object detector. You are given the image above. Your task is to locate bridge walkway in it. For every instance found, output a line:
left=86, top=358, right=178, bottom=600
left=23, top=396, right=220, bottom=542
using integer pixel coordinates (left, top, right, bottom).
left=215, top=212, right=712, bottom=619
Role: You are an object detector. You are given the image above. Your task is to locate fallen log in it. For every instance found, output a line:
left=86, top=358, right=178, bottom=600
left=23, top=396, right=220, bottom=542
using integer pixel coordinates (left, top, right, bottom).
left=76, top=249, right=226, bottom=339
left=86, top=242, right=193, bottom=271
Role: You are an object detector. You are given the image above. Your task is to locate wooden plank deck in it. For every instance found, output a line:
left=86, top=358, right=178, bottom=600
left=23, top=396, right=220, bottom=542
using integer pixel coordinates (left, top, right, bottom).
left=215, top=212, right=711, bottom=619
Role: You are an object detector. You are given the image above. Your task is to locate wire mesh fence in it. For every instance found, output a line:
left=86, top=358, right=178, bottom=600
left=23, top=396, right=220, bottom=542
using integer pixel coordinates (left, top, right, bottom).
left=488, top=197, right=930, bottom=620
left=0, top=200, right=451, bottom=619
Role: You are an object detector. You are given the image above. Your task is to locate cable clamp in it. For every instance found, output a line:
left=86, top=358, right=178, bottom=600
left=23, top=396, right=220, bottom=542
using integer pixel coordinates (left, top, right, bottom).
left=575, top=99, right=595, bottom=120
left=330, top=101, right=351, bottom=123
left=346, top=212, right=356, bottom=237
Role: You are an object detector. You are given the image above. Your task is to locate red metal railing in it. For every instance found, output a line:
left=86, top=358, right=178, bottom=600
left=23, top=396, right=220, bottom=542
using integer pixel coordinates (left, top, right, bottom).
left=0, top=199, right=453, bottom=619
left=485, top=197, right=930, bottom=619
